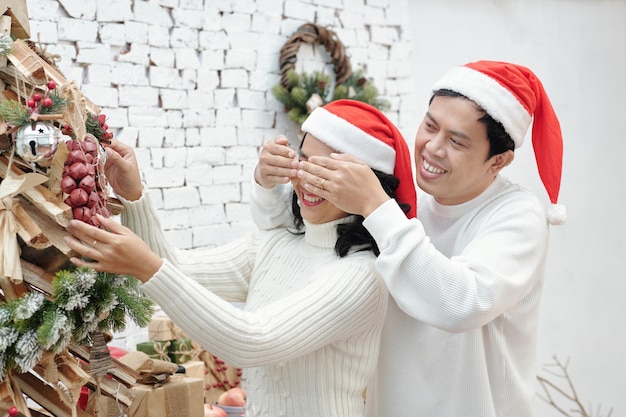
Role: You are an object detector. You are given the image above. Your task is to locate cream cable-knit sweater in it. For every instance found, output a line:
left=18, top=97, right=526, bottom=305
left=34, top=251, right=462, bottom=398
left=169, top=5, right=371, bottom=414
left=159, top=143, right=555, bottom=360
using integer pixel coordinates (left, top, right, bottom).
left=250, top=175, right=550, bottom=417
left=120, top=191, right=388, bottom=417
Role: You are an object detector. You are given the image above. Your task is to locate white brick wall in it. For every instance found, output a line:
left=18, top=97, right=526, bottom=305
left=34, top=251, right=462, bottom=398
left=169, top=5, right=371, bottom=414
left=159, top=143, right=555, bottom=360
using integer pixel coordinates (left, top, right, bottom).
left=25, top=0, right=414, bottom=350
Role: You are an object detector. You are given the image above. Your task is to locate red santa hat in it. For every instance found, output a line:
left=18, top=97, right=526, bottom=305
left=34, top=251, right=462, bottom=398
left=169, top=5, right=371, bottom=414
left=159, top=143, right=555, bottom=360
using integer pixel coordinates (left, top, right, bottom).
left=301, top=99, right=417, bottom=218
left=432, top=60, right=566, bottom=225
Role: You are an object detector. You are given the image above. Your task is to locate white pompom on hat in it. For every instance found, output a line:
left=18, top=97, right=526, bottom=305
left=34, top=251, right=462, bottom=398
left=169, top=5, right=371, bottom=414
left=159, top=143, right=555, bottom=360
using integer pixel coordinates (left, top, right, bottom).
left=301, top=99, right=417, bottom=219
left=432, top=60, right=566, bottom=225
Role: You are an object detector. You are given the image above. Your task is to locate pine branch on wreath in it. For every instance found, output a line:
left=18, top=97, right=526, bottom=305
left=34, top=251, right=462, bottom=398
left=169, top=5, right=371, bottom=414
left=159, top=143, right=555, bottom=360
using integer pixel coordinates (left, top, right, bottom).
left=332, top=69, right=390, bottom=111
left=272, top=68, right=390, bottom=125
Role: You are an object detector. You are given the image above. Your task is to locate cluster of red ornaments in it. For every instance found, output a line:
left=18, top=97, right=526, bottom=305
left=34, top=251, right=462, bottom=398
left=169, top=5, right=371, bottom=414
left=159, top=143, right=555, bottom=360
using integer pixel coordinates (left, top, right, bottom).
left=96, top=114, right=114, bottom=141
left=61, top=113, right=113, bottom=142
left=26, top=80, right=57, bottom=111
left=61, top=137, right=110, bottom=226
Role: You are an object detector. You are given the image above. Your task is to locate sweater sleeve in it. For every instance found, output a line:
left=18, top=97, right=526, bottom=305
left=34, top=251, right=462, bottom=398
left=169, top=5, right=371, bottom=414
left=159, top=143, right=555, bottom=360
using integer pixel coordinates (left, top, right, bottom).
left=364, top=197, right=548, bottom=332
left=140, top=256, right=386, bottom=368
left=119, top=185, right=177, bottom=262
left=249, top=178, right=293, bottom=230
left=119, top=186, right=251, bottom=301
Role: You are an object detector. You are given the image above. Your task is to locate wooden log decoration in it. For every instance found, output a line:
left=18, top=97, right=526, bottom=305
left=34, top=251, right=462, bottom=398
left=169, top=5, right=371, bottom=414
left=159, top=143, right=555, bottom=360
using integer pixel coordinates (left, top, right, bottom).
left=0, top=15, right=11, bottom=68
left=0, top=0, right=31, bottom=39
left=89, top=331, right=114, bottom=377
left=0, top=156, right=73, bottom=227
left=278, top=22, right=352, bottom=90
left=4, top=38, right=46, bottom=82
left=0, top=39, right=100, bottom=115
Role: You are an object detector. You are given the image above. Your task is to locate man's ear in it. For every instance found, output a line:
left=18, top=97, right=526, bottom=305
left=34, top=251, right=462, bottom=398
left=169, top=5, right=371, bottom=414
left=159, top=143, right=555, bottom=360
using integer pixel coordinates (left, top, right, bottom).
left=490, top=150, right=515, bottom=173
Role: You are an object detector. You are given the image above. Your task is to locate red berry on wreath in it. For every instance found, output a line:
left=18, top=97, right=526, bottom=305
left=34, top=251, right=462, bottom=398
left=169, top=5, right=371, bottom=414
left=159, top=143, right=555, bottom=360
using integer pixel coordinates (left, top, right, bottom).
left=27, top=99, right=36, bottom=108
left=42, top=97, right=53, bottom=107
left=8, top=405, right=18, bottom=416
left=47, top=80, right=57, bottom=90
left=32, top=92, right=42, bottom=102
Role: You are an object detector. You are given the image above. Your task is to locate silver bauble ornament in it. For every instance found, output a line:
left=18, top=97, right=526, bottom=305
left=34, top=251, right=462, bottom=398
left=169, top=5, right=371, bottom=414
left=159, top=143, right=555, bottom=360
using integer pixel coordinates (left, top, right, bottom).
left=15, top=121, right=59, bottom=164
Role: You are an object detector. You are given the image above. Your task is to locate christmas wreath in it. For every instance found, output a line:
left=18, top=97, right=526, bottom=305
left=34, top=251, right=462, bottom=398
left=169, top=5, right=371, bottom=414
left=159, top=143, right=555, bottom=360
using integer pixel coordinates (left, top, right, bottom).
left=272, top=23, right=390, bottom=125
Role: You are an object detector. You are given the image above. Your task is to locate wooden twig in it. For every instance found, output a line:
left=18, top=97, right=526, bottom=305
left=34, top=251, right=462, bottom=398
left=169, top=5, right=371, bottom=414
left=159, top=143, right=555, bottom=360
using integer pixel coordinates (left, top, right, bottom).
left=537, top=355, right=613, bottom=417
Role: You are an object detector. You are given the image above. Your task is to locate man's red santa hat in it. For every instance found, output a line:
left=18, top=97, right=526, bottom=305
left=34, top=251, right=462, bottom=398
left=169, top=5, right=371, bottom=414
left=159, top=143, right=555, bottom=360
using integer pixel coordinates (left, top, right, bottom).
left=301, top=99, right=417, bottom=218
left=432, top=60, right=566, bottom=225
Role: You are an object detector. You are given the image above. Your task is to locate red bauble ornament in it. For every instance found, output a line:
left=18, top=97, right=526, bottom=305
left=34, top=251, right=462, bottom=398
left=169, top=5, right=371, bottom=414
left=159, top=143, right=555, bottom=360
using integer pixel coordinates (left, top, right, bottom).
left=67, top=162, right=88, bottom=180
left=78, top=175, right=96, bottom=194
left=87, top=215, right=100, bottom=227
left=61, top=175, right=78, bottom=194
left=86, top=191, right=99, bottom=208
left=82, top=139, right=99, bottom=156
left=8, top=406, right=18, bottom=416
left=68, top=188, right=89, bottom=206
left=72, top=206, right=92, bottom=222
left=66, top=149, right=87, bottom=165
left=66, top=139, right=81, bottom=151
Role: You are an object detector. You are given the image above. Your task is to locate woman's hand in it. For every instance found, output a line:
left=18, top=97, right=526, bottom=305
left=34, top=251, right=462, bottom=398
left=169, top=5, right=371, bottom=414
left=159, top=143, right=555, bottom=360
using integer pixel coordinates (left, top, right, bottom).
left=102, top=139, right=143, bottom=201
left=298, top=153, right=391, bottom=218
left=254, top=135, right=298, bottom=188
left=64, top=215, right=163, bottom=282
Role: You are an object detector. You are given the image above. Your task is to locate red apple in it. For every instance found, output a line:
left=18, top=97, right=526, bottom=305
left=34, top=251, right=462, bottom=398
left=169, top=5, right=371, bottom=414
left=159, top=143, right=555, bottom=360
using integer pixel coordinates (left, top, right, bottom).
left=204, top=404, right=227, bottom=417
left=217, top=387, right=246, bottom=406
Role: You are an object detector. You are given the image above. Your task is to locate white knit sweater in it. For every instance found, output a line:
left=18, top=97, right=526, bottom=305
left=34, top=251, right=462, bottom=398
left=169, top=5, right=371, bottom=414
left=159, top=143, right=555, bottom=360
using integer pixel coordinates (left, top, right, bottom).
left=120, top=192, right=388, bottom=417
left=250, top=175, right=550, bottom=417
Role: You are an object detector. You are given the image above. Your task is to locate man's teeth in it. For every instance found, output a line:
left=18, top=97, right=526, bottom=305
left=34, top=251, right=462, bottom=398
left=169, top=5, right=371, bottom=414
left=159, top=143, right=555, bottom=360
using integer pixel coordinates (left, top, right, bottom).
left=303, top=194, right=323, bottom=203
left=424, top=160, right=445, bottom=174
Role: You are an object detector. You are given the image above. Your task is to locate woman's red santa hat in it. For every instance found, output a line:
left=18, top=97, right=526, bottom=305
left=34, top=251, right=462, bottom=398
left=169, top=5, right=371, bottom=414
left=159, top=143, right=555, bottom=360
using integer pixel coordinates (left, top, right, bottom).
left=432, top=60, right=566, bottom=225
left=301, top=99, right=417, bottom=218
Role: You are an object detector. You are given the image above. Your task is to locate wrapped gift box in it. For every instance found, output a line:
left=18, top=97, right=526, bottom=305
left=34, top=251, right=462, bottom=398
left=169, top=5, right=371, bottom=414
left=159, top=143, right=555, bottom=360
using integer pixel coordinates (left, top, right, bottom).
left=148, top=316, right=185, bottom=341
left=169, top=338, right=196, bottom=364
left=136, top=340, right=173, bottom=362
left=180, top=360, right=205, bottom=380
left=129, top=375, right=204, bottom=417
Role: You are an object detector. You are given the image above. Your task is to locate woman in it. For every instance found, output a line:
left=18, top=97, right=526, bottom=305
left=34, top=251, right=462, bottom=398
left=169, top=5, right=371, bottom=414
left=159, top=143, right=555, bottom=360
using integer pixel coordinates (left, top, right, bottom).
left=64, top=100, right=416, bottom=417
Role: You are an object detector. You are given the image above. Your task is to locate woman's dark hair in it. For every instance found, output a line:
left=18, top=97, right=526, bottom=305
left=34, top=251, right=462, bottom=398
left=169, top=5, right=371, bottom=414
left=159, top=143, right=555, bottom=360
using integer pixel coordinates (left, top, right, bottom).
left=431, top=89, right=515, bottom=159
left=290, top=169, right=412, bottom=257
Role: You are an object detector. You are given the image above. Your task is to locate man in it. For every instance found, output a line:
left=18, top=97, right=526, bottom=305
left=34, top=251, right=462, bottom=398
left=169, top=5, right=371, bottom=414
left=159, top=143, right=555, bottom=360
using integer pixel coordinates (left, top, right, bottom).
left=250, top=60, right=565, bottom=416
